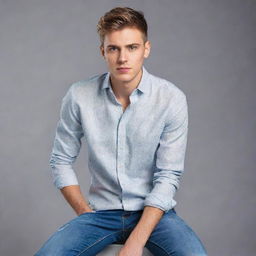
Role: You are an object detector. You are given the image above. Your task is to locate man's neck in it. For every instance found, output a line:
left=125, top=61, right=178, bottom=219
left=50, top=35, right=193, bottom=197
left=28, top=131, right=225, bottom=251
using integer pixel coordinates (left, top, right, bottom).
left=110, top=68, right=143, bottom=101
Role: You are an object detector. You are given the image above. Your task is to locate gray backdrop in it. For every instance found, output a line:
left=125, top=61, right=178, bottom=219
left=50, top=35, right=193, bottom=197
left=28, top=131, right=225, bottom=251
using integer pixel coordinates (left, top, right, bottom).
left=0, top=0, right=255, bottom=255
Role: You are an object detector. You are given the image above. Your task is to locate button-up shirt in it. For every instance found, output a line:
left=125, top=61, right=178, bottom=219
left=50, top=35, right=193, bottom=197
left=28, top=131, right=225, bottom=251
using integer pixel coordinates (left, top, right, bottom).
left=49, top=66, right=188, bottom=213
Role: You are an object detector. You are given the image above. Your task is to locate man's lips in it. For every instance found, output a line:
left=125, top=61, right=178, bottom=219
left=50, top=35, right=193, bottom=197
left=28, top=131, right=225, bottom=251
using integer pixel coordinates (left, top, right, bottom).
left=117, top=67, right=131, bottom=73
left=117, top=67, right=131, bottom=70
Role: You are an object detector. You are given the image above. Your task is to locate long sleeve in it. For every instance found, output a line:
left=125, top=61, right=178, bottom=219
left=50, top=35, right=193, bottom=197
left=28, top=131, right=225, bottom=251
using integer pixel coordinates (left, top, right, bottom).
left=144, top=93, right=188, bottom=212
left=49, top=84, right=84, bottom=189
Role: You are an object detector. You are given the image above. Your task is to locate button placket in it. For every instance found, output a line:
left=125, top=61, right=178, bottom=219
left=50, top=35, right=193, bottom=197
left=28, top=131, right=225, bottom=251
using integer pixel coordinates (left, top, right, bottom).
left=115, top=91, right=137, bottom=210
left=116, top=104, right=129, bottom=209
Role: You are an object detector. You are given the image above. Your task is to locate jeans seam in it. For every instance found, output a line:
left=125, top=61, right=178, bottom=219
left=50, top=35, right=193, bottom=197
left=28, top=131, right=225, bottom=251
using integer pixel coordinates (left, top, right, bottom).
left=146, top=239, right=171, bottom=256
left=122, top=216, right=125, bottom=240
left=77, top=230, right=123, bottom=256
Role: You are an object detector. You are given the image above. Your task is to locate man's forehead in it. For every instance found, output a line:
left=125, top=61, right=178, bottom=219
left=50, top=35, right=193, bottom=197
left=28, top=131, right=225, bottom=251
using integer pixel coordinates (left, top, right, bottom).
left=105, top=42, right=142, bottom=47
left=104, top=27, right=145, bottom=45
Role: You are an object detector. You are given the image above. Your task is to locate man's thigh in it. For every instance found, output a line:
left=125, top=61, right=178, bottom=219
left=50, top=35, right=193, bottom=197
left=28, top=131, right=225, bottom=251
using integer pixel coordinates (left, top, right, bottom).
left=145, top=209, right=208, bottom=256
left=34, top=211, right=124, bottom=256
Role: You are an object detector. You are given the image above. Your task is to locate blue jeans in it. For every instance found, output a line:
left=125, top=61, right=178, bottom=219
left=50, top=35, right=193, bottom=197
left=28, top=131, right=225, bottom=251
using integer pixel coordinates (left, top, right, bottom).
left=34, top=208, right=207, bottom=256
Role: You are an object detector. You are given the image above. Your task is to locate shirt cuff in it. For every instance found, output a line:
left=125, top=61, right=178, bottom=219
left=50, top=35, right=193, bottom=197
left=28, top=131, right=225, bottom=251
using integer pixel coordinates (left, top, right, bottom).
left=144, top=193, right=177, bottom=213
left=50, top=164, right=79, bottom=189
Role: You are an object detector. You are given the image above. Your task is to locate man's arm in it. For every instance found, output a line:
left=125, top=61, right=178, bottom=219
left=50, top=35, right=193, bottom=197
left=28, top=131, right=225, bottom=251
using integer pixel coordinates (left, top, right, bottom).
left=119, top=92, right=188, bottom=255
left=125, top=206, right=164, bottom=245
left=117, top=206, right=164, bottom=256
left=49, top=84, right=89, bottom=215
left=60, top=185, right=94, bottom=216
left=143, top=92, right=188, bottom=213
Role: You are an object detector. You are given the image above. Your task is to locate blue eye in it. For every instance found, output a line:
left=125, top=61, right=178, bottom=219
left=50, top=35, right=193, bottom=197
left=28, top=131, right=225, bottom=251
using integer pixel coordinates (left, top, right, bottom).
left=109, top=47, right=117, bottom=51
left=129, top=45, right=137, bottom=50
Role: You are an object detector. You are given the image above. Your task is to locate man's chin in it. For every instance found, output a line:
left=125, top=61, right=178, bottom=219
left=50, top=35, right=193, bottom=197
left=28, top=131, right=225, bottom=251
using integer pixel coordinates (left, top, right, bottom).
left=111, top=73, right=133, bottom=82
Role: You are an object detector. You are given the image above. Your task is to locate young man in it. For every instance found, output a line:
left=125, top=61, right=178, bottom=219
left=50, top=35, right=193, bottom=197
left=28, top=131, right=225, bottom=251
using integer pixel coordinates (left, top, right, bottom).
left=35, top=7, right=207, bottom=256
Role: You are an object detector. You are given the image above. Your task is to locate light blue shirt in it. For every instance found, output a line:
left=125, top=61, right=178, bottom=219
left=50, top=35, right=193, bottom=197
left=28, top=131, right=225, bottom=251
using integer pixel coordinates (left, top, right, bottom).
left=49, top=66, right=188, bottom=213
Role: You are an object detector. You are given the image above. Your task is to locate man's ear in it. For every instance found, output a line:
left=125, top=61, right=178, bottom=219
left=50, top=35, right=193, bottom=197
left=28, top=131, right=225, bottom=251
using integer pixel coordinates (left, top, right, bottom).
left=144, top=40, right=151, bottom=59
left=100, top=46, right=105, bottom=59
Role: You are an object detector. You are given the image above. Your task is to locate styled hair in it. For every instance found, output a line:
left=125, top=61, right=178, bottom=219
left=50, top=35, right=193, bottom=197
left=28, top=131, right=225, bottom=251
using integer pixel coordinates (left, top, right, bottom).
left=97, top=7, right=148, bottom=47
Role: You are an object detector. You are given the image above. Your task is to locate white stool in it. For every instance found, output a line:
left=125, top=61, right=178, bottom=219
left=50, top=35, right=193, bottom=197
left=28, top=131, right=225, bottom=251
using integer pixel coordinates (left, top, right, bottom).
left=97, top=244, right=153, bottom=255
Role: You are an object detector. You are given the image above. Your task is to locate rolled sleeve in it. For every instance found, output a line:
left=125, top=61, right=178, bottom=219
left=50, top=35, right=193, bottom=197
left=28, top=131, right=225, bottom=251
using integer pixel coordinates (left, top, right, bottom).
left=144, top=94, right=188, bottom=212
left=49, top=84, right=84, bottom=189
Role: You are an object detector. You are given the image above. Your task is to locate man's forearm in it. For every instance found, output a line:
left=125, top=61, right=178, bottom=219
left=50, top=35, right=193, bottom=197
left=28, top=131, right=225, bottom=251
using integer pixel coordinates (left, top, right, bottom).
left=126, top=205, right=165, bottom=246
left=60, top=185, right=93, bottom=216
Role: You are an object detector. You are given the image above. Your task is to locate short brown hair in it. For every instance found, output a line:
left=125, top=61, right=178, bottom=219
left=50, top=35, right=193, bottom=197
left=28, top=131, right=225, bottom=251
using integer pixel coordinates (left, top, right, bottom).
left=97, top=7, right=148, bottom=47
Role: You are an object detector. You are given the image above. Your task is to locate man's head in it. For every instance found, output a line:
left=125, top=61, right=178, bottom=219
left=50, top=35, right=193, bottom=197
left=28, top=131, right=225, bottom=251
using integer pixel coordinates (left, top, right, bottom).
left=97, top=7, right=148, bottom=48
left=97, top=7, right=151, bottom=86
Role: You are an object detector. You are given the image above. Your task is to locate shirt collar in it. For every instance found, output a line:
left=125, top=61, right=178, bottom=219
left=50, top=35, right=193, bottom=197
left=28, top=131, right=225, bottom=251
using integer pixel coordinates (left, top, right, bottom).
left=101, top=66, right=150, bottom=94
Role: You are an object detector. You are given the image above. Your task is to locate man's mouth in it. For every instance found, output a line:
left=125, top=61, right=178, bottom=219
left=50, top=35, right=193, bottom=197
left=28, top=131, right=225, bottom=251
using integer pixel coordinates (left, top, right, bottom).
left=117, top=67, right=131, bottom=72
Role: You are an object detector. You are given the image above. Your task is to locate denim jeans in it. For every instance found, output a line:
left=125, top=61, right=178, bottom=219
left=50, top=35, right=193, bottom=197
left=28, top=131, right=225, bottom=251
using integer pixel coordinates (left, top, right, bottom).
left=34, top=208, right=207, bottom=256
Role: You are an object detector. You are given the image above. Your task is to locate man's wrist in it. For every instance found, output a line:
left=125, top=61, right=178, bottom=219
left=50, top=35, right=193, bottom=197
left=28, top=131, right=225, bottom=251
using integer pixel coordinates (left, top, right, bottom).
left=126, top=206, right=164, bottom=246
left=124, top=234, right=146, bottom=248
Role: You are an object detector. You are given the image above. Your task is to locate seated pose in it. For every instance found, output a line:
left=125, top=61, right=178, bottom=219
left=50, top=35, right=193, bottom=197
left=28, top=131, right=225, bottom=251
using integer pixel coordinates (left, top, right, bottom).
left=35, top=6, right=208, bottom=256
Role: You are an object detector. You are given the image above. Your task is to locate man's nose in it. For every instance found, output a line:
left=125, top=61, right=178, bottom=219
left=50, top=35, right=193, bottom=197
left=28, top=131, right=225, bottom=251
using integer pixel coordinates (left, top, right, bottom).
left=118, top=49, right=128, bottom=63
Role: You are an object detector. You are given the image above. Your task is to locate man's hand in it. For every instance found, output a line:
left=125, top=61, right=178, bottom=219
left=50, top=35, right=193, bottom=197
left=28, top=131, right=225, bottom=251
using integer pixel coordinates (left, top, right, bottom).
left=116, top=240, right=144, bottom=256
left=60, top=185, right=93, bottom=216
left=117, top=206, right=164, bottom=256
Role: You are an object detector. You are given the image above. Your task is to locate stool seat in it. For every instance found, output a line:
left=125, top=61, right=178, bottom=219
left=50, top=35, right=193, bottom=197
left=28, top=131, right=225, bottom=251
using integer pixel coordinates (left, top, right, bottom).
left=97, top=244, right=153, bottom=255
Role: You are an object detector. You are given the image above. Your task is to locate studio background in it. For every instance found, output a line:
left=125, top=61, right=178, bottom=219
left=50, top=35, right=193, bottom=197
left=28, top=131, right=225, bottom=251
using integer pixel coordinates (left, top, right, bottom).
left=0, top=0, right=255, bottom=255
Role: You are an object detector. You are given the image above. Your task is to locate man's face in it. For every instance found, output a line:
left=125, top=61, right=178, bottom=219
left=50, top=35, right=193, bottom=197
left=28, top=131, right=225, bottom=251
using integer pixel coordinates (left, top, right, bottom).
left=100, top=26, right=151, bottom=85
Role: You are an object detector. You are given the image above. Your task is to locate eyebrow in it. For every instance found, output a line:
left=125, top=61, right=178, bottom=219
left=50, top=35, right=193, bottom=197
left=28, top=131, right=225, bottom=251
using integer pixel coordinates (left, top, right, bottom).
left=106, top=43, right=141, bottom=48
